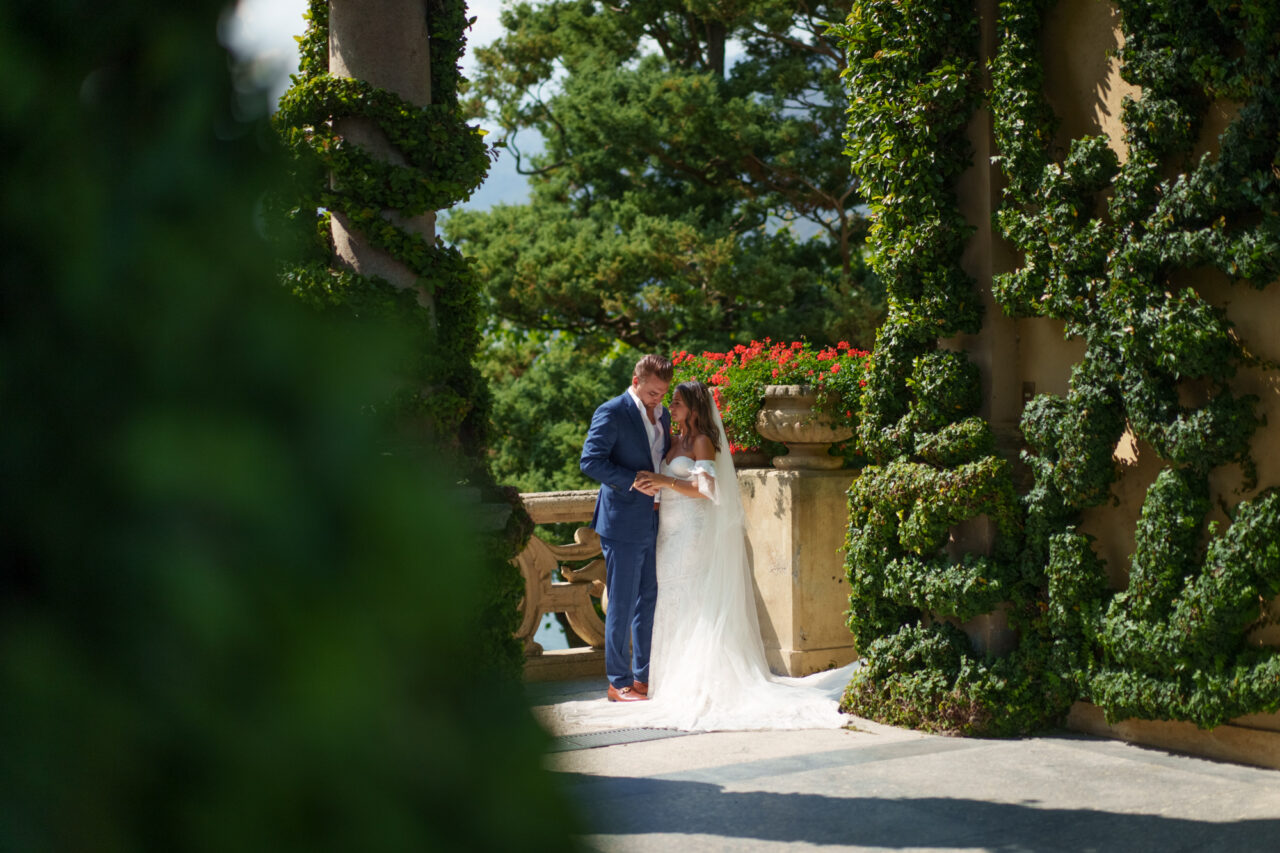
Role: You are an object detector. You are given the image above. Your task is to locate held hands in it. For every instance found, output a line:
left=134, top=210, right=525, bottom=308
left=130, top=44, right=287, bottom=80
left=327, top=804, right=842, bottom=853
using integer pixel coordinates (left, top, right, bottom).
left=632, top=471, right=665, bottom=496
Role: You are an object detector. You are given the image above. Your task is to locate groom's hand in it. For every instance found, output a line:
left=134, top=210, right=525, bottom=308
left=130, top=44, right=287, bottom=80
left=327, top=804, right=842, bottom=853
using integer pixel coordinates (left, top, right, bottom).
left=632, top=472, right=661, bottom=496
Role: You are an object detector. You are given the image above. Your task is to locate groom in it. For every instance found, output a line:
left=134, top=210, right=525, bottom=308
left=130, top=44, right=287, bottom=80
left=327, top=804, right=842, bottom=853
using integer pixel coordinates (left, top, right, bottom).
left=580, top=354, right=673, bottom=702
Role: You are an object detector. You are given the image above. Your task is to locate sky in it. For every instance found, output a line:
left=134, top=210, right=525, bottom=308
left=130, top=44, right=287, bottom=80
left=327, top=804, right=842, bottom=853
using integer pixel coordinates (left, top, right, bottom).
left=222, top=0, right=531, bottom=211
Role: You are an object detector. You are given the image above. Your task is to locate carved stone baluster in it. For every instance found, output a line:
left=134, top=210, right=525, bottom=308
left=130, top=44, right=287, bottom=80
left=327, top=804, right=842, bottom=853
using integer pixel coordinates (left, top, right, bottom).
left=513, top=491, right=607, bottom=678
left=544, top=528, right=606, bottom=648
left=514, top=526, right=606, bottom=652
left=513, top=537, right=559, bottom=655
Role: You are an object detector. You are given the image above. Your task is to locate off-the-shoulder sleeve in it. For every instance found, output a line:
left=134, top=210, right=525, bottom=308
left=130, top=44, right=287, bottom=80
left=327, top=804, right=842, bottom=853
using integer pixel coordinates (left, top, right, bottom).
left=690, top=459, right=718, bottom=503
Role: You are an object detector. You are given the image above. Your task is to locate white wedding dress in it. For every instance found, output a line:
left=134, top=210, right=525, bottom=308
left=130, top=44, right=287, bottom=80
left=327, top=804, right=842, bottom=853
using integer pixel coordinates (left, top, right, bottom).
left=545, top=407, right=860, bottom=733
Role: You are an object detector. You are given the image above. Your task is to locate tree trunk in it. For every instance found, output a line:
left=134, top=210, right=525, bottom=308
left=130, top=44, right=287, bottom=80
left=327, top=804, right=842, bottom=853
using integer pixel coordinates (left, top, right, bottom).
left=706, top=20, right=726, bottom=78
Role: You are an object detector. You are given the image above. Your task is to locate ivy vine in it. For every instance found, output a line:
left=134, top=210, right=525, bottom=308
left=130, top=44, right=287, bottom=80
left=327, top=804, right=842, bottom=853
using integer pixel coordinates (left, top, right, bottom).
left=992, top=0, right=1280, bottom=729
left=833, top=0, right=1067, bottom=737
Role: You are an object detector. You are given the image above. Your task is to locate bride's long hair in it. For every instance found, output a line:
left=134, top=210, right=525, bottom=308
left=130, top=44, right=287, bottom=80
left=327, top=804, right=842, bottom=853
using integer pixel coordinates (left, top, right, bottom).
left=675, top=381, right=722, bottom=453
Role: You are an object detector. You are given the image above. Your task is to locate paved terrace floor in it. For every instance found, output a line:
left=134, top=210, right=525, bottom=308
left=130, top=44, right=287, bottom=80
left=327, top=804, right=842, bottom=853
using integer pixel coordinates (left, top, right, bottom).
left=528, top=678, right=1280, bottom=853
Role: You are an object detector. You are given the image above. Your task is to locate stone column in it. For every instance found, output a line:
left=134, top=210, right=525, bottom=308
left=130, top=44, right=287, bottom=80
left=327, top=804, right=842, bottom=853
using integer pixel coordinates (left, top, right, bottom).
left=938, top=0, right=1023, bottom=656
left=739, top=469, right=860, bottom=676
left=948, top=0, right=1022, bottom=451
left=328, top=0, right=435, bottom=311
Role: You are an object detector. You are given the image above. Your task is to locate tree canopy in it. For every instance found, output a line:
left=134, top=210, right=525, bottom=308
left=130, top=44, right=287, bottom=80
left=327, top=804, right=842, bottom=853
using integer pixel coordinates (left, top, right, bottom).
left=484, top=334, right=641, bottom=492
left=447, top=0, right=882, bottom=355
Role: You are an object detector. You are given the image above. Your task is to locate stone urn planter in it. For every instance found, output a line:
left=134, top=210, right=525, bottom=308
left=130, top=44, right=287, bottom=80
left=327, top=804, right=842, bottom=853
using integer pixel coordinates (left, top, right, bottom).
left=755, top=384, right=852, bottom=470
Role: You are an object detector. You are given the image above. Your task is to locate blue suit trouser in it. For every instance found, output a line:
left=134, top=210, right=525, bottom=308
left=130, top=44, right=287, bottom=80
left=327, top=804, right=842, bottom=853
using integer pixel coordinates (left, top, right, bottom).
left=600, top=517, right=660, bottom=690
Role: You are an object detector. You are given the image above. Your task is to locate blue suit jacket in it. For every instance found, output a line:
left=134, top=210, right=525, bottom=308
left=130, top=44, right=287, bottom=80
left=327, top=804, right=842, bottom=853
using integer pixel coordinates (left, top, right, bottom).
left=580, top=391, right=671, bottom=543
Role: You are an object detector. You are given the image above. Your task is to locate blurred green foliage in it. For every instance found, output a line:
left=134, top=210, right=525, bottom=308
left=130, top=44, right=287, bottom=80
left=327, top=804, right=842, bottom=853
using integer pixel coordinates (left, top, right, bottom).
left=0, top=2, right=576, bottom=849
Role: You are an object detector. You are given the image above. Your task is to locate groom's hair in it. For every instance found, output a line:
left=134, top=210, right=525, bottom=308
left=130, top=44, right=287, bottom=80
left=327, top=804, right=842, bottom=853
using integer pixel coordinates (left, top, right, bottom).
left=634, top=354, right=674, bottom=383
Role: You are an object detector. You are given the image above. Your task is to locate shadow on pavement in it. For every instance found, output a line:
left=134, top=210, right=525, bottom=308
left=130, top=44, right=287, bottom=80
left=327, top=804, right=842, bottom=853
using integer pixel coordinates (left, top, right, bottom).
left=558, top=772, right=1280, bottom=850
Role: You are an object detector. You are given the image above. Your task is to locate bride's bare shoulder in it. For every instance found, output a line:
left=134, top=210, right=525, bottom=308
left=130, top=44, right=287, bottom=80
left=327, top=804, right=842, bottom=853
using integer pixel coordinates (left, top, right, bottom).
left=691, top=433, right=716, bottom=461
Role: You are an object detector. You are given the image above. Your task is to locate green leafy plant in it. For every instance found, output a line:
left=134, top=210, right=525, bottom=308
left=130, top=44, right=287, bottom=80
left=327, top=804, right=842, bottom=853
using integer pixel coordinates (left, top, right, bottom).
left=834, top=0, right=1280, bottom=739
left=828, top=0, right=1074, bottom=737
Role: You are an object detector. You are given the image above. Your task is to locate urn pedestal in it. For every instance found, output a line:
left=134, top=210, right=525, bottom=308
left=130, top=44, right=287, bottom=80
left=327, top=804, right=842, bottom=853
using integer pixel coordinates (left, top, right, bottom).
left=738, top=468, right=860, bottom=676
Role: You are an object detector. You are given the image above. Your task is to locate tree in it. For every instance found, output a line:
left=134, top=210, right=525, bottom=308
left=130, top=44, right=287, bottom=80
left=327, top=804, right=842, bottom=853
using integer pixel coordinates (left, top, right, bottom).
left=447, top=0, right=883, bottom=355
left=485, top=334, right=641, bottom=492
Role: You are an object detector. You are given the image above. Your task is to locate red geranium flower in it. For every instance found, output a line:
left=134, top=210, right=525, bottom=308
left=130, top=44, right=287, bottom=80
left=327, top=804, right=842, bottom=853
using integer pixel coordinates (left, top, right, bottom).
left=670, top=340, right=871, bottom=466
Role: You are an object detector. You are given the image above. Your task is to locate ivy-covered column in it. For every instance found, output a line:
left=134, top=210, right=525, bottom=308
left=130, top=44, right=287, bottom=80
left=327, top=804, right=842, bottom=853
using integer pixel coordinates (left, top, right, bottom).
left=942, top=0, right=1028, bottom=657
left=274, top=0, right=491, bottom=449
left=834, top=0, right=1053, bottom=737
left=329, top=0, right=435, bottom=307
left=273, top=2, right=530, bottom=678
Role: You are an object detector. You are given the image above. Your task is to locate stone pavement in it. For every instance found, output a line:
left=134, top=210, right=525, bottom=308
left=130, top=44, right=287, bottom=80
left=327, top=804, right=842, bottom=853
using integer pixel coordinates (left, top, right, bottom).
left=528, top=678, right=1280, bottom=852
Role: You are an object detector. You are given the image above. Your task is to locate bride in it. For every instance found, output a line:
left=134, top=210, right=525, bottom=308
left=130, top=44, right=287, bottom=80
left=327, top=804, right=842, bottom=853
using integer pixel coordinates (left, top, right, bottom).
left=551, top=380, right=858, bottom=732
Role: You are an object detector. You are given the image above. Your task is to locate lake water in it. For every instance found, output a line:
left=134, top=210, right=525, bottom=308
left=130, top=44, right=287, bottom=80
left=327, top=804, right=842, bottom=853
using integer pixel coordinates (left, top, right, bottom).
left=533, top=614, right=570, bottom=651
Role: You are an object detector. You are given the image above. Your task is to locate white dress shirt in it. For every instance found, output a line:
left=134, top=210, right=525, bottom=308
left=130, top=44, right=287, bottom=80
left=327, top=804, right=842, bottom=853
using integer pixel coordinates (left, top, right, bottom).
left=627, top=386, right=665, bottom=501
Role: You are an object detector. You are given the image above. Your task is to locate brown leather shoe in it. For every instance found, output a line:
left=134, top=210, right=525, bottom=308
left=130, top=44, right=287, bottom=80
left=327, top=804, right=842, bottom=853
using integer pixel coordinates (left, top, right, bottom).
left=607, top=685, right=648, bottom=702
left=631, top=680, right=648, bottom=697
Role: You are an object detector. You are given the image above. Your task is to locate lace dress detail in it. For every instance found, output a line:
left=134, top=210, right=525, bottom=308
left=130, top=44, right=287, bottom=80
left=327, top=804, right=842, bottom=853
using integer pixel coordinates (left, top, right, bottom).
left=652, top=456, right=713, bottom=641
